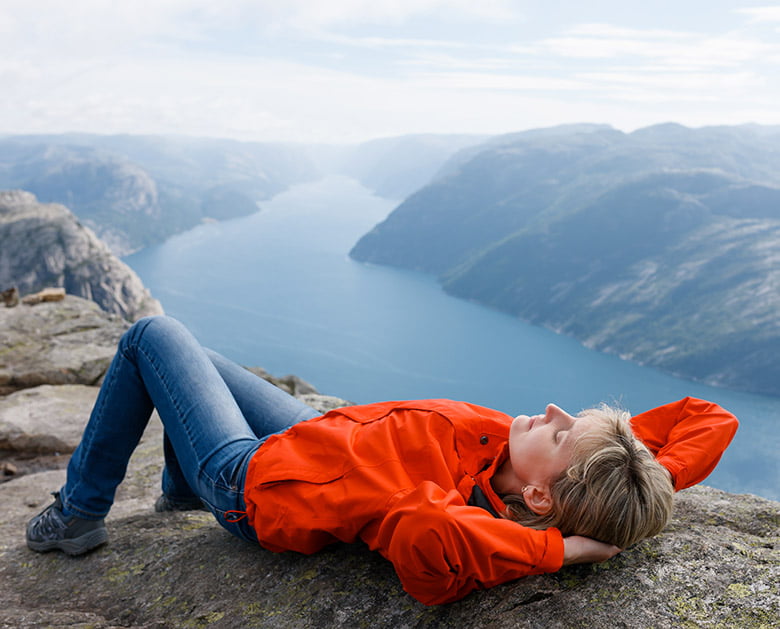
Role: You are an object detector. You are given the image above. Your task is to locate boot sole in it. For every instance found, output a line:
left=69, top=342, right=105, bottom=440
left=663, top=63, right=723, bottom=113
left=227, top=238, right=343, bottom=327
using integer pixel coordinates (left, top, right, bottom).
left=27, top=527, right=108, bottom=556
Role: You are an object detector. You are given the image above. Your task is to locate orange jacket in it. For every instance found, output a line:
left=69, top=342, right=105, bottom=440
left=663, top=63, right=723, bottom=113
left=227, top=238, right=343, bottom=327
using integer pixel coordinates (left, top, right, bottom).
left=244, top=397, right=737, bottom=605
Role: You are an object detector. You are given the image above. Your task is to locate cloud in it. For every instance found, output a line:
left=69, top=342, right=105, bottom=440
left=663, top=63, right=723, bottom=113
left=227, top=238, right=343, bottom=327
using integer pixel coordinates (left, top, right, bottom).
left=414, top=72, right=585, bottom=91
left=313, top=32, right=472, bottom=51
left=273, top=0, right=520, bottom=29
left=735, top=5, right=780, bottom=22
left=576, top=69, right=763, bottom=103
left=2, top=1, right=779, bottom=142
left=542, top=22, right=780, bottom=69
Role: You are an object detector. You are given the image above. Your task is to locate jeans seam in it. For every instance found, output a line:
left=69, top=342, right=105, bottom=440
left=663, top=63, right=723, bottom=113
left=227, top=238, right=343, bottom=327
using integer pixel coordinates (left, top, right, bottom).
left=64, top=340, right=124, bottom=519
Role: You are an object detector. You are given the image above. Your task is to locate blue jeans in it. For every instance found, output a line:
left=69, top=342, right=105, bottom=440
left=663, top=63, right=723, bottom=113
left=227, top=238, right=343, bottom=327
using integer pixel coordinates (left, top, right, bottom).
left=61, top=316, right=320, bottom=542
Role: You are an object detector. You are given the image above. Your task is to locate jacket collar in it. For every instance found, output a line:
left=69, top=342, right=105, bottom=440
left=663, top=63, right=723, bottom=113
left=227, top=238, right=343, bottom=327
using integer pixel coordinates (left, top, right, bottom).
left=471, top=442, right=510, bottom=517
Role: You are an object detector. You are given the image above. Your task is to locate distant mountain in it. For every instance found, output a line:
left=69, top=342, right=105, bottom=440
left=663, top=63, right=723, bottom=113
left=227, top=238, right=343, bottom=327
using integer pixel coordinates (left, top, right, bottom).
left=333, top=133, right=488, bottom=199
left=0, top=135, right=319, bottom=255
left=350, top=123, right=780, bottom=397
left=0, top=190, right=162, bottom=321
left=0, top=133, right=484, bottom=254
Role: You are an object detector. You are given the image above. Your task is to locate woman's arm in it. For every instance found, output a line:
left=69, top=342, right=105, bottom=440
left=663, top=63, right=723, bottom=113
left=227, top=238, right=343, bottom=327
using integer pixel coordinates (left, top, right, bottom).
left=562, top=535, right=622, bottom=565
left=630, top=397, right=739, bottom=491
left=376, top=481, right=565, bottom=605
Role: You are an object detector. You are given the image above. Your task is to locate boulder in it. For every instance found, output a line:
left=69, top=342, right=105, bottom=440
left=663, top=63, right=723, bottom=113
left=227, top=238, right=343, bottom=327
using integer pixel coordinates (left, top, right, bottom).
left=0, top=295, right=128, bottom=395
left=19, top=287, right=66, bottom=305
left=0, top=189, right=163, bottom=321
left=244, top=366, right=320, bottom=397
left=0, top=384, right=98, bottom=454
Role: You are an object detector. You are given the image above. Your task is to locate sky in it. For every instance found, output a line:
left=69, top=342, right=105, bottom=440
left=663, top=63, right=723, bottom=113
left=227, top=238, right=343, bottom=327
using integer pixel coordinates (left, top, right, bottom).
left=2, top=1, right=780, bottom=144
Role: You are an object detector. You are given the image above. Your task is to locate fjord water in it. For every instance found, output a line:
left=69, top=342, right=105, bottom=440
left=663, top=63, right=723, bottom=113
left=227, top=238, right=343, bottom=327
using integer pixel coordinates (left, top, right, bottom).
left=125, top=176, right=778, bottom=500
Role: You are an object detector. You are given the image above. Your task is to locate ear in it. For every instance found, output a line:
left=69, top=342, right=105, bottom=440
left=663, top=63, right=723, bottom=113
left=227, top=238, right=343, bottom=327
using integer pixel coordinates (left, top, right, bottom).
left=522, top=484, right=553, bottom=515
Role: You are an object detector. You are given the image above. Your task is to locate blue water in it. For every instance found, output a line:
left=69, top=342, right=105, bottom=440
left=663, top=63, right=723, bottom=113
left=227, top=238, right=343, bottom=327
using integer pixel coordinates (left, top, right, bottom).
left=125, top=176, right=778, bottom=501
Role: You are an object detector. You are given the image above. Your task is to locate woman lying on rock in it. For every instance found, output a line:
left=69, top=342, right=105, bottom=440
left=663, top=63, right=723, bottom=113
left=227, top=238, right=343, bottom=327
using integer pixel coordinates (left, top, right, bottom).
left=26, top=316, right=738, bottom=605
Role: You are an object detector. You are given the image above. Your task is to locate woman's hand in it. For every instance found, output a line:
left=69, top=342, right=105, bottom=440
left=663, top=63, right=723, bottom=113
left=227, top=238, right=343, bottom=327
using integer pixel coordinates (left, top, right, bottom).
left=562, top=535, right=623, bottom=565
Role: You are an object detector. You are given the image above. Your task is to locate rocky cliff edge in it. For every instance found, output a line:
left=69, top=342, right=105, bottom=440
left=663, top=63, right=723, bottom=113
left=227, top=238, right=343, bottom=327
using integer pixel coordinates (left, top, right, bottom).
left=0, top=190, right=162, bottom=322
left=0, top=297, right=777, bottom=628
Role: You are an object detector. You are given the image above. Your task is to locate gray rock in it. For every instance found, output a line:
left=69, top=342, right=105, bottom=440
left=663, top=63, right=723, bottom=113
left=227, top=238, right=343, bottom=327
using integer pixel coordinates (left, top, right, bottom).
left=0, top=189, right=163, bottom=321
left=298, top=393, right=354, bottom=414
left=244, top=366, right=322, bottom=397
left=0, top=384, right=98, bottom=454
left=0, top=295, right=128, bottom=395
left=0, top=450, right=776, bottom=628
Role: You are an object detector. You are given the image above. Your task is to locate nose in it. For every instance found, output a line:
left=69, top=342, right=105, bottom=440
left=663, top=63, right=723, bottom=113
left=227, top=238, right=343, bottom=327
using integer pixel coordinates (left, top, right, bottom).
left=545, top=403, right=575, bottom=427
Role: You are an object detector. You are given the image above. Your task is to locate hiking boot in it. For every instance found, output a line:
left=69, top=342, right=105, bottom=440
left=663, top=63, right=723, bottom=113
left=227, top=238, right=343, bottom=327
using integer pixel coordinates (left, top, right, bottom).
left=26, top=492, right=108, bottom=555
left=154, top=494, right=207, bottom=512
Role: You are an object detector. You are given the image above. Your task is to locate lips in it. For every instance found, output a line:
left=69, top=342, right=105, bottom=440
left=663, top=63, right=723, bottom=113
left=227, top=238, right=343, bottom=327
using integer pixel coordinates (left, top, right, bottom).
left=528, top=414, right=544, bottom=430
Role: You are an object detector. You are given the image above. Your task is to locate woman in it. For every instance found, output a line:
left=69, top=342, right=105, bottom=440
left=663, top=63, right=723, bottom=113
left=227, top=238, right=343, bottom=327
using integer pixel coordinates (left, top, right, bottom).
left=26, top=316, right=738, bottom=605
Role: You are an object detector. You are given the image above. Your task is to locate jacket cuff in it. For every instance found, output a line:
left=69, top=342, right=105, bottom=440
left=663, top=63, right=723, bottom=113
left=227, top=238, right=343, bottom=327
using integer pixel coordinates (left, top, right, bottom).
left=656, top=456, right=685, bottom=491
left=537, top=527, right=565, bottom=572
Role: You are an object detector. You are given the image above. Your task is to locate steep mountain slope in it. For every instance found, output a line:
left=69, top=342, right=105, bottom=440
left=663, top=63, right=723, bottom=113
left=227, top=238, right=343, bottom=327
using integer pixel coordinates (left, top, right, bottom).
left=0, top=190, right=162, bottom=320
left=0, top=135, right=319, bottom=255
left=350, top=124, right=780, bottom=396
left=0, top=133, right=481, bottom=255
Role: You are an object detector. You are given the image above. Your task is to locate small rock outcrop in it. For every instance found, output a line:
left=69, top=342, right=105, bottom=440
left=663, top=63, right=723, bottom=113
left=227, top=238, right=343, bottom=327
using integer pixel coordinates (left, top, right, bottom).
left=0, top=300, right=777, bottom=628
left=0, top=384, right=100, bottom=455
left=0, top=295, right=129, bottom=396
left=0, top=190, right=162, bottom=321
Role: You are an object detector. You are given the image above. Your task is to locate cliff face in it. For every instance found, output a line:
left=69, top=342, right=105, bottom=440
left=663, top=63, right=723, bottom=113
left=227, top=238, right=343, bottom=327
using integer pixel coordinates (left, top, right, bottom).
left=0, top=297, right=778, bottom=628
left=0, top=190, right=162, bottom=321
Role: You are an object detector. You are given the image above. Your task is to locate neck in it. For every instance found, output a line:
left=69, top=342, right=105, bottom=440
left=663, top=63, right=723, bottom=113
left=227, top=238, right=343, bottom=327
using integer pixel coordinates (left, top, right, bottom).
left=490, top=458, right=522, bottom=496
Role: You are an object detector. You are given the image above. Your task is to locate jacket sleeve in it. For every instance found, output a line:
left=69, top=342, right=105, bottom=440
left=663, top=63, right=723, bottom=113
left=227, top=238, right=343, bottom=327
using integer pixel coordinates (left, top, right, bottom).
left=630, top=397, right=738, bottom=491
left=376, top=481, right=564, bottom=605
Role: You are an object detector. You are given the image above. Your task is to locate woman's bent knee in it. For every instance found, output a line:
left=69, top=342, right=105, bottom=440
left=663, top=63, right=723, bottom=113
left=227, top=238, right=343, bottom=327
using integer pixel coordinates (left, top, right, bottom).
left=122, top=315, right=186, bottom=348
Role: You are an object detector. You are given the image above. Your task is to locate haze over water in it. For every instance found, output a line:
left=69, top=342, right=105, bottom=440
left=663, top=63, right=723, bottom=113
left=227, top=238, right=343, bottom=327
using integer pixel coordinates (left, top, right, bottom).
left=125, top=175, right=779, bottom=500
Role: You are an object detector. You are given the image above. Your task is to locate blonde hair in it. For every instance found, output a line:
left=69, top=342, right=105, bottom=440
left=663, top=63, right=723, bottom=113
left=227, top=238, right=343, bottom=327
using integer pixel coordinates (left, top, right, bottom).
left=503, top=404, right=674, bottom=549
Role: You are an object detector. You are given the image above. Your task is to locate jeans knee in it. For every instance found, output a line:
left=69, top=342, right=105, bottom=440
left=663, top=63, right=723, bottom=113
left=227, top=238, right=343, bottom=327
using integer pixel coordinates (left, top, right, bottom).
left=121, top=315, right=183, bottom=352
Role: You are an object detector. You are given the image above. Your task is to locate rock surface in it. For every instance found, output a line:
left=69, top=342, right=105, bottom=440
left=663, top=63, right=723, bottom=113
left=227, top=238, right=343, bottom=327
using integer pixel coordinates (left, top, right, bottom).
left=1, top=459, right=777, bottom=628
left=0, top=384, right=99, bottom=454
left=0, top=190, right=162, bottom=321
left=0, top=295, right=129, bottom=395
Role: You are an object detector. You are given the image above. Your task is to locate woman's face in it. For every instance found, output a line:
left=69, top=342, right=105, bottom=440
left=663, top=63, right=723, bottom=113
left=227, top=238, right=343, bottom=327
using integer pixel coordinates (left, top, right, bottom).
left=504, top=404, right=597, bottom=494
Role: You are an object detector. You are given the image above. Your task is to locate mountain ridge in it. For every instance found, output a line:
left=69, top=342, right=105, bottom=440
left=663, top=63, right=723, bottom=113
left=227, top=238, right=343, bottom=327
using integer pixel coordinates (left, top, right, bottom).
left=350, top=123, right=780, bottom=397
left=0, top=132, right=486, bottom=255
left=0, top=134, right=321, bottom=255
